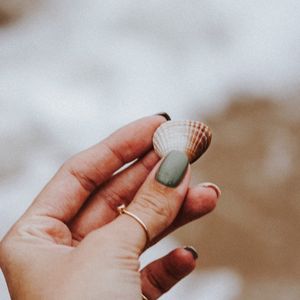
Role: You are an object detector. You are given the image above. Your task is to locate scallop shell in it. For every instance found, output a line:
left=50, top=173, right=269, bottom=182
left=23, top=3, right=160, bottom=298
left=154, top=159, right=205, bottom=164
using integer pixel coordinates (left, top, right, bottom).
left=153, top=120, right=212, bottom=163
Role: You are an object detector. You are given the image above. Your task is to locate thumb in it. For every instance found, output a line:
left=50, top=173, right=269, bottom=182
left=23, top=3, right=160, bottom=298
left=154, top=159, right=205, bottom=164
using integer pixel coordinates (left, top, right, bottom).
left=107, top=150, right=190, bottom=253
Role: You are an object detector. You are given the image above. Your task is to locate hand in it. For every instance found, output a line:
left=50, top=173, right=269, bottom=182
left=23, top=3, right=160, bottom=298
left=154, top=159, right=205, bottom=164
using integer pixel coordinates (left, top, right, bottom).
left=0, top=115, right=220, bottom=300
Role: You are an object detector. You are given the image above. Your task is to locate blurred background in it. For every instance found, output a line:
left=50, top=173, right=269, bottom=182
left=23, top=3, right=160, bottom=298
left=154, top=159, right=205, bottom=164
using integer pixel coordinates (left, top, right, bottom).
left=0, top=1, right=299, bottom=299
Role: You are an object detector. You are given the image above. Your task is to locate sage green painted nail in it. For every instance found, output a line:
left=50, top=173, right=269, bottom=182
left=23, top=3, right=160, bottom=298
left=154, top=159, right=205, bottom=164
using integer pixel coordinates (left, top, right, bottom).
left=155, top=150, right=189, bottom=187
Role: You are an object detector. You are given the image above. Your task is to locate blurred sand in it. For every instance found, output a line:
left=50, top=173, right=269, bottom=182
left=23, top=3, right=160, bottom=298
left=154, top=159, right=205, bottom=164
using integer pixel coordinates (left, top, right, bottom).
left=176, top=98, right=300, bottom=299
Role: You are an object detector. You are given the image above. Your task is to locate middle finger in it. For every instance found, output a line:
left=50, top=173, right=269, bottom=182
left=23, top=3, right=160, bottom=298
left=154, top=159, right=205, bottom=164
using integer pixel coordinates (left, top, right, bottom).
left=70, top=151, right=219, bottom=243
left=69, top=150, right=159, bottom=241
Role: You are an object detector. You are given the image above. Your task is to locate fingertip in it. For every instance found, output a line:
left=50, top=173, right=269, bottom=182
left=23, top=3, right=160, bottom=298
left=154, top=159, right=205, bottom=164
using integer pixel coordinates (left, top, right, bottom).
left=183, top=246, right=199, bottom=260
left=154, top=112, right=171, bottom=121
left=198, top=182, right=221, bottom=199
left=187, top=185, right=218, bottom=215
left=168, top=248, right=197, bottom=275
left=148, top=113, right=170, bottom=128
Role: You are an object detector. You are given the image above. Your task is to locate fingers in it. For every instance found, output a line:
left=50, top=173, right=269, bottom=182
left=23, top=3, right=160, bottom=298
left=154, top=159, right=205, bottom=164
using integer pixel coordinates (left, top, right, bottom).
left=71, top=169, right=219, bottom=243
left=107, top=151, right=191, bottom=252
left=69, top=150, right=160, bottom=241
left=151, top=183, right=220, bottom=245
left=141, top=247, right=198, bottom=300
left=27, top=115, right=167, bottom=222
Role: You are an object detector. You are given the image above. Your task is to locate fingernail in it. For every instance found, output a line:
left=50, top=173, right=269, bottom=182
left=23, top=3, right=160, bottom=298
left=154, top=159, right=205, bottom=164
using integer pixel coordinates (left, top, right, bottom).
left=155, top=150, right=188, bottom=187
left=155, top=112, right=171, bottom=120
left=199, top=182, right=221, bottom=199
left=184, top=246, right=199, bottom=260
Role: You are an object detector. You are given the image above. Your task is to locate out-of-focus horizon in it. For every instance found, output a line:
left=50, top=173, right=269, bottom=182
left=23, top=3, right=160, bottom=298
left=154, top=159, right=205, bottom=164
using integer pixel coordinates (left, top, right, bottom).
left=1, top=1, right=299, bottom=299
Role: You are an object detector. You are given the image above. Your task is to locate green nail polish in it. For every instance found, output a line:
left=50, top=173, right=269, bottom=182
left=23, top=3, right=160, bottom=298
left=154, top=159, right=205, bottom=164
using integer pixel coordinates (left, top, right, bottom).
left=155, top=150, right=189, bottom=187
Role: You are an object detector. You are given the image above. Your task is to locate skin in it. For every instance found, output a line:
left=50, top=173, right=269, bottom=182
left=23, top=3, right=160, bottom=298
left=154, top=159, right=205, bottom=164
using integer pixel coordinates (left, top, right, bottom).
left=0, top=115, right=219, bottom=300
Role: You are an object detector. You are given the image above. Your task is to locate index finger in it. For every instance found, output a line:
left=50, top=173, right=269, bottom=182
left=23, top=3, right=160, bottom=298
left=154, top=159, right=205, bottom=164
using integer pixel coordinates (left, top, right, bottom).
left=27, top=114, right=168, bottom=222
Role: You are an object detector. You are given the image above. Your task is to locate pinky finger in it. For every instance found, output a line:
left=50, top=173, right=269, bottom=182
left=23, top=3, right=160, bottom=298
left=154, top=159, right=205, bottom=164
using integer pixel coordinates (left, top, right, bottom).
left=140, top=247, right=198, bottom=300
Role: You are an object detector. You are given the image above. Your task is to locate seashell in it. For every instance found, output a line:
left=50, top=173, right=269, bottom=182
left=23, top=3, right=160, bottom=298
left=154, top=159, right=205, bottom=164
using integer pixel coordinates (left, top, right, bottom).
left=153, top=120, right=212, bottom=163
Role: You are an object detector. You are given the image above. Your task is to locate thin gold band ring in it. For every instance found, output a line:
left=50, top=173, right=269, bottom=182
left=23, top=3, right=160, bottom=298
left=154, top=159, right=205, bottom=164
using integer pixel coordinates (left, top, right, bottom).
left=117, top=205, right=150, bottom=299
left=117, top=204, right=150, bottom=247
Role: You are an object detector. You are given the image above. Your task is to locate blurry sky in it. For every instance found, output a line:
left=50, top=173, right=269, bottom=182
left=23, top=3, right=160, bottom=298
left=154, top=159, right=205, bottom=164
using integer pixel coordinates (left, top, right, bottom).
left=1, top=1, right=300, bottom=299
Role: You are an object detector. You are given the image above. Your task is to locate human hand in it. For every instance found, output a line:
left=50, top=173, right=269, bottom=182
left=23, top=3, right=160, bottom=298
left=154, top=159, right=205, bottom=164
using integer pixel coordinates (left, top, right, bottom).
left=0, top=115, right=220, bottom=300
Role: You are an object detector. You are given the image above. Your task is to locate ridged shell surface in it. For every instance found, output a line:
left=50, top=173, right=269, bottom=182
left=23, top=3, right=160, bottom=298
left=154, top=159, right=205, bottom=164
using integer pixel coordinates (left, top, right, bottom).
left=153, top=120, right=212, bottom=163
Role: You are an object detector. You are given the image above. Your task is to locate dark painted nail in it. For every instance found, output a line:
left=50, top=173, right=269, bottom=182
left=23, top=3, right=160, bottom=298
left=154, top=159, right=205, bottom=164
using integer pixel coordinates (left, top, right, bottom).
left=155, top=112, right=171, bottom=120
left=184, top=246, right=199, bottom=260
left=155, top=151, right=188, bottom=187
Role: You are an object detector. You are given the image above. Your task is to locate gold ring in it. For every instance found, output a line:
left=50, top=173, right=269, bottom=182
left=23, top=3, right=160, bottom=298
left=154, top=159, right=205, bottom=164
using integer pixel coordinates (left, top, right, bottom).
left=117, top=204, right=150, bottom=247
left=141, top=293, right=149, bottom=300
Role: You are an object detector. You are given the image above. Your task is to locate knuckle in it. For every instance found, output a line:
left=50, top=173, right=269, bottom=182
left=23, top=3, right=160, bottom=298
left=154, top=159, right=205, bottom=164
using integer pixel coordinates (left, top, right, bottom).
left=164, top=259, right=183, bottom=281
left=146, top=267, right=168, bottom=294
left=135, top=191, right=172, bottom=225
left=71, top=229, right=85, bottom=243
left=60, top=157, right=76, bottom=178
left=70, top=167, right=98, bottom=193
left=154, top=180, right=182, bottom=200
left=0, top=237, right=14, bottom=265
left=62, top=158, right=98, bottom=193
left=103, top=140, right=127, bottom=165
left=61, top=156, right=76, bottom=171
left=0, top=239, right=7, bottom=257
left=140, top=154, right=156, bottom=173
left=102, top=189, right=128, bottom=211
